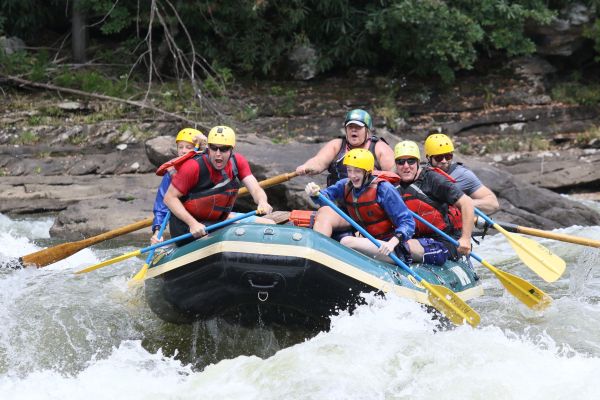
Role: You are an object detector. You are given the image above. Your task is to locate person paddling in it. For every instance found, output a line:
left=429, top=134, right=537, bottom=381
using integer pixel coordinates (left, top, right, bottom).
left=164, top=126, right=274, bottom=246
left=394, top=141, right=474, bottom=262
left=304, top=148, right=418, bottom=264
left=296, top=109, right=396, bottom=240
left=424, top=133, right=499, bottom=214
left=151, top=128, right=206, bottom=244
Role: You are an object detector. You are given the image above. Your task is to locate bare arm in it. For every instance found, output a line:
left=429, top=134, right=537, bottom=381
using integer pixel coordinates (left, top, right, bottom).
left=470, top=185, right=499, bottom=214
left=241, top=175, right=273, bottom=214
left=454, top=194, right=474, bottom=255
left=163, top=184, right=206, bottom=237
left=296, top=139, right=341, bottom=175
left=375, top=140, right=396, bottom=172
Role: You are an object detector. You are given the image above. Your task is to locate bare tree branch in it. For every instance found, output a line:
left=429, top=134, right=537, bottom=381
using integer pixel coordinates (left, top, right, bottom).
left=2, top=74, right=209, bottom=129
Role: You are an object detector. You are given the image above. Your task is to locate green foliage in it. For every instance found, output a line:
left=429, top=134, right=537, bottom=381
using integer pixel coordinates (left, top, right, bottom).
left=80, top=0, right=134, bottom=35
left=203, top=66, right=234, bottom=97
left=584, top=18, right=600, bottom=62
left=551, top=82, right=600, bottom=106
left=53, top=70, right=132, bottom=97
left=576, top=125, right=600, bottom=145
left=12, top=130, right=40, bottom=145
left=0, top=0, right=64, bottom=39
left=0, top=49, right=44, bottom=77
left=366, top=0, right=554, bottom=83
left=0, top=0, right=586, bottom=84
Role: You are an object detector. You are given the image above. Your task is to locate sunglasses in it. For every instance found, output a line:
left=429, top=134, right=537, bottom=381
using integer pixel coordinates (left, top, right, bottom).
left=395, top=158, right=418, bottom=166
left=208, top=144, right=232, bottom=153
left=432, top=153, right=453, bottom=162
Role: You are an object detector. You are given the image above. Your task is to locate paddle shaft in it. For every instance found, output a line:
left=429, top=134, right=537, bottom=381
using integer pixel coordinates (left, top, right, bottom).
left=495, top=220, right=600, bottom=248
left=20, top=171, right=298, bottom=268
left=76, top=211, right=257, bottom=274
left=19, top=217, right=153, bottom=267
left=145, top=211, right=170, bottom=264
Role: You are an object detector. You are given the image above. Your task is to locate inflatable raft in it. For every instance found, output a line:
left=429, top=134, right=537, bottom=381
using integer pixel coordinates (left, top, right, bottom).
left=144, top=223, right=483, bottom=326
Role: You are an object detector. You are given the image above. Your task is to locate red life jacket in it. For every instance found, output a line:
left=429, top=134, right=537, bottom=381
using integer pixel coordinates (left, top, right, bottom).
left=398, top=168, right=463, bottom=237
left=180, top=153, right=241, bottom=222
left=156, top=150, right=200, bottom=176
left=343, top=171, right=400, bottom=240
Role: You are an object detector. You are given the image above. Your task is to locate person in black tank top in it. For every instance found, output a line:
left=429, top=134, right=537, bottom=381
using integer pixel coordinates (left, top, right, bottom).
left=295, top=109, right=396, bottom=241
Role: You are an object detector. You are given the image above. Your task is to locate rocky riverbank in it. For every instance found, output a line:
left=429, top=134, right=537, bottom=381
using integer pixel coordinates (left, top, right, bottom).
left=1, top=68, right=600, bottom=241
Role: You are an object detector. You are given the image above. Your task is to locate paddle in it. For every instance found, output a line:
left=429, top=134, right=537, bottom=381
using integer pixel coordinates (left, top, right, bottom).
left=128, top=211, right=171, bottom=287
left=492, top=220, right=600, bottom=249
left=19, top=171, right=298, bottom=268
left=19, top=218, right=153, bottom=268
left=475, top=209, right=566, bottom=283
left=317, top=193, right=480, bottom=327
left=411, top=212, right=551, bottom=310
left=75, top=210, right=257, bottom=275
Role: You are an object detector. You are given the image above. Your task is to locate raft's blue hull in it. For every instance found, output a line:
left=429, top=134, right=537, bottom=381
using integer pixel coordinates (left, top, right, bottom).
left=144, top=224, right=483, bottom=326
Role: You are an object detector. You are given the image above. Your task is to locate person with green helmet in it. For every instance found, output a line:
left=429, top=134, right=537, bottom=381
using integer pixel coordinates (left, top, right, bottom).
left=424, top=133, right=499, bottom=214
left=297, top=109, right=396, bottom=242
left=296, top=109, right=395, bottom=184
left=164, top=125, right=274, bottom=246
left=151, top=128, right=206, bottom=244
left=394, top=140, right=475, bottom=262
left=304, top=148, right=417, bottom=263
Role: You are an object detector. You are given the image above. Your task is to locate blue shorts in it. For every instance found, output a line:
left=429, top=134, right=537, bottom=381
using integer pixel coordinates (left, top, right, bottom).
left=416, top=238, right=450, bottom=266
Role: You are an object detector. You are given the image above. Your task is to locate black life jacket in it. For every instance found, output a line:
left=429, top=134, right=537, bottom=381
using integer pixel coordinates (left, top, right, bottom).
left=326, top=136, right=386, bottom=186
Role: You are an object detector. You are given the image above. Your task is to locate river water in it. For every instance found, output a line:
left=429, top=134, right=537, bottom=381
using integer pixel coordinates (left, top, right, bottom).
left=1, top=201, right=600, bottom=400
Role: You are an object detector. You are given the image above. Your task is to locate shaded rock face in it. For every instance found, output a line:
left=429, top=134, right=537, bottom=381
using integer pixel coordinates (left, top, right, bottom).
left=466, top=159, right=600, bottom=229
left=1, top=71, right=599, bottom=239
left=527, top=3, right=594, bottom=57
left=1, top=128, right=599, bottom=240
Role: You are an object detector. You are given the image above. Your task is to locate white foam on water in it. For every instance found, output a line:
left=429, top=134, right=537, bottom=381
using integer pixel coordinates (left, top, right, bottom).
left=3, top=295, right=598, bottom=400
left=1, top=212, right=599, bottom=400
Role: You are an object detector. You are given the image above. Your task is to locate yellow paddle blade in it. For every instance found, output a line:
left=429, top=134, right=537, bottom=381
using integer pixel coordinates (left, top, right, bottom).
left=127, top=263, right=149, bottom=288
left=423, top=282, right=480, bottom=327
left=75, top=249, right=142, bottom=274
left=495, top=224, right=566, bottom=282
left=480, top=259, right=552, bottom=310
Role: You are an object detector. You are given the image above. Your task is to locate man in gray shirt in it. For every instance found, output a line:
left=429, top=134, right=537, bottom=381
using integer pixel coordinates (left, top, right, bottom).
left=424, top=133, right=499, bottom=214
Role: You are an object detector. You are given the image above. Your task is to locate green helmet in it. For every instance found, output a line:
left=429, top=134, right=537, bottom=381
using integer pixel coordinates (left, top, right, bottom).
left=344, top=109, right=373, bottom=130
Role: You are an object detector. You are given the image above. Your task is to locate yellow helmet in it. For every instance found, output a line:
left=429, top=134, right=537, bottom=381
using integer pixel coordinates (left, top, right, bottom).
left=424, top=133, right=454, bottom=157
left=394, top=141, right=421, bottom=161
left=343, top=148, right=374, bottom=173
left=175, top=128, right=203, bottom=144
left=208, top=125, right=236, bottom=147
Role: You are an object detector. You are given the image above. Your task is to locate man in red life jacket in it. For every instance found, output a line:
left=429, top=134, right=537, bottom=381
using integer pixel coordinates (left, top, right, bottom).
left=150, top=127, right=206, bottom=244
left=305, top=148, right=421, bottom=264
left=394, top=141, right=474, bottom=262
left=424, top=133, right=499, bottom=214
left=296, top=109, right=396, bottom=241
left=164, top=126, right=274, bottom=246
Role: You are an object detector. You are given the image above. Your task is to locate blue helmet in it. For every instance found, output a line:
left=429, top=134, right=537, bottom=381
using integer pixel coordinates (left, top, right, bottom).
left=344, top=109, right=373, bottom=130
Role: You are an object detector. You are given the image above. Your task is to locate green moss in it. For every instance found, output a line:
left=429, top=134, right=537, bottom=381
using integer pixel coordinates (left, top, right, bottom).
left=11, top=130, right=40, bottom=145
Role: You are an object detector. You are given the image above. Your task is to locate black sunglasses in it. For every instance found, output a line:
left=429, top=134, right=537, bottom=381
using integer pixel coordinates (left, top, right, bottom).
left=208, top=144, right=232, bottom=153
left=395, top=158, right=418, bottom=166
left=432, top=153, right=453, bottom=162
